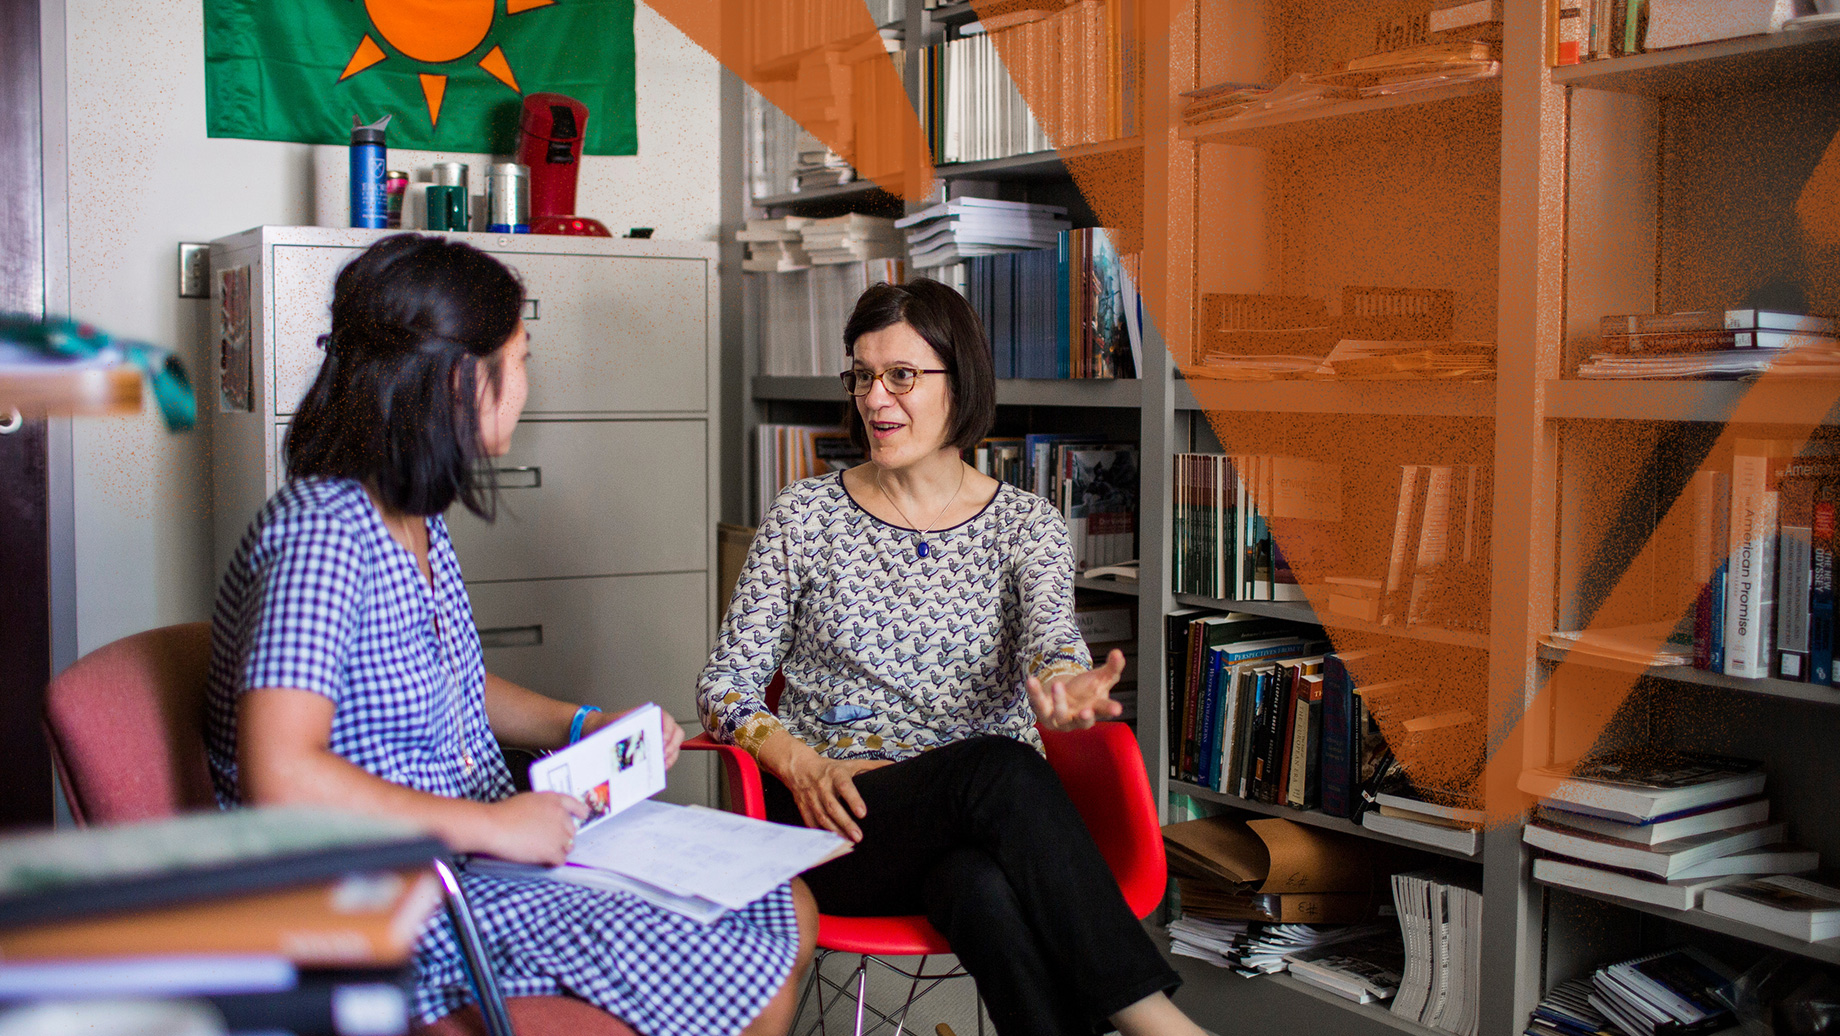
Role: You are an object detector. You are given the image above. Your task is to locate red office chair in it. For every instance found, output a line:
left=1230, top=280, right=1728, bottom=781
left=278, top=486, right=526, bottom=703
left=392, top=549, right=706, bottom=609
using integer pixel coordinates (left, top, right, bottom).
left=685, top=673, right=1166, bottom=1036
left=41, top=622, right=638, bottom=1036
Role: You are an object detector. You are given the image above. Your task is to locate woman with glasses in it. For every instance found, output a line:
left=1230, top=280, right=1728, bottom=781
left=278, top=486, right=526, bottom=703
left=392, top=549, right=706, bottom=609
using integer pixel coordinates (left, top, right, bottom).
left=698, top=281, right=1206, bottom=1036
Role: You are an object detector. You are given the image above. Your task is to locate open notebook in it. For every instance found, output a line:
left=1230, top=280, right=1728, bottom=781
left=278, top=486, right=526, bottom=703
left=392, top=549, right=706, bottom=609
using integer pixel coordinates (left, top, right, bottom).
left=467, top=705, right=849, bottom=923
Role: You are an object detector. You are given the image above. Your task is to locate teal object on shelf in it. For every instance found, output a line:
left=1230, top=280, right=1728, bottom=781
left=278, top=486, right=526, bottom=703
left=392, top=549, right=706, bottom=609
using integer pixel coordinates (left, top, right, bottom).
left=0, top=314, right=196, bottom=431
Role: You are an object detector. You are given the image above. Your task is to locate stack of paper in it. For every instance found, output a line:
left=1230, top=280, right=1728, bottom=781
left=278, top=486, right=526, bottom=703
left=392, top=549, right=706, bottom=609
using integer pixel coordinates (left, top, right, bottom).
left=800, top=214, right=902, bottom=265
left=1391, top=869, right=1484, bottom=1036
left=1167, top=916, right=1390, bottom=977
left=895, top=198, right=1069, bottom=270
left=736, top=217, right=811, bottom=273
left=1319, top=339, right=1497, bottom=380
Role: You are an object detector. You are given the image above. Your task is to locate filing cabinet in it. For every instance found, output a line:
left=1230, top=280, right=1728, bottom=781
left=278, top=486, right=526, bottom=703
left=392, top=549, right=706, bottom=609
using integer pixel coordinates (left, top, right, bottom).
left=209, top=226, right=720, bottom=732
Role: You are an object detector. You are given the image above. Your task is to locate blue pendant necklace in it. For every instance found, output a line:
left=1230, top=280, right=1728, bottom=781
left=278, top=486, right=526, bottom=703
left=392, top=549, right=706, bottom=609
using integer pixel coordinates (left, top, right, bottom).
left=877, top=463, right=964, bottom=559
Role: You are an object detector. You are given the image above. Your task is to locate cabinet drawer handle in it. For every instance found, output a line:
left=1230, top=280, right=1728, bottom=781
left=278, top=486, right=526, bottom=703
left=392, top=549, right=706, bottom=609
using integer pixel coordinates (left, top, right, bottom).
left=522, top=299, right=540, bottom=321
left=478, top=624, right=543, bottom=649
left=496, top=465, right=541, bottom=489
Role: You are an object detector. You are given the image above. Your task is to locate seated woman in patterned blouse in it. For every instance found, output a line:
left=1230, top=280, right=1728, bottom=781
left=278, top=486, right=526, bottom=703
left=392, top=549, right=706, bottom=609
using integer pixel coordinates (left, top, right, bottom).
left=699, top=281, right=1207, bottom=1036
left=206, top=234, right=814, bottom=1036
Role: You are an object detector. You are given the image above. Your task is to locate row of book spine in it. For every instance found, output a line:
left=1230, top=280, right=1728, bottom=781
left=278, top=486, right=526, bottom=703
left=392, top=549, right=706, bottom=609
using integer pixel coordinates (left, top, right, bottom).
left=1171, top=454, right=1343, bottom=604
left=970, top=435, right=1139, bottom=570
left=755, top=424, right=863, bottom=522
left=1688, top=439, right=1840, bottom=684
left=750, top=260, right=906, bottom=378
left=941, top=229, right=1142, bottom=379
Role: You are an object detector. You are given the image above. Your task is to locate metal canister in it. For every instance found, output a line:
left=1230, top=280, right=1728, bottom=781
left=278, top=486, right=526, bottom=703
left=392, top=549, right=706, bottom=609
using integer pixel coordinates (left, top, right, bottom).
left=430, top=162, right=470, bottom=230
left=485, top=163, right=530, bottom=234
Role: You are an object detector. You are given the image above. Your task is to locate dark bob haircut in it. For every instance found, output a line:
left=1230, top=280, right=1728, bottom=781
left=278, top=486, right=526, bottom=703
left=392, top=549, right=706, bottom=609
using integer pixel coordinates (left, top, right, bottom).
left=285, top=233, right=524, bottom=519
left=841, top=279, right=995, bottom=453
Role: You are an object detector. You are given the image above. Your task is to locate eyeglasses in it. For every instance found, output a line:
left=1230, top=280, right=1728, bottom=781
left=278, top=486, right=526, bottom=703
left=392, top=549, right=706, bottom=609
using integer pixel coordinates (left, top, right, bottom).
left=839, top=365, right=948, bottom=396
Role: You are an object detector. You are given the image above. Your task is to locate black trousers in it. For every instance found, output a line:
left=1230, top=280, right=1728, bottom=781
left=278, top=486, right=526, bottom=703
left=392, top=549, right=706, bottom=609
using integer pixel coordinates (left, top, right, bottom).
left=763, top=735, right=1180, bottom=1036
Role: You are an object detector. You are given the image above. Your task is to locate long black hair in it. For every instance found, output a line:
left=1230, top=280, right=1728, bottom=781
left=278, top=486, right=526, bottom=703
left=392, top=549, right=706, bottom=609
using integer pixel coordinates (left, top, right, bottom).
left=285, top=234, right=524, bottom=519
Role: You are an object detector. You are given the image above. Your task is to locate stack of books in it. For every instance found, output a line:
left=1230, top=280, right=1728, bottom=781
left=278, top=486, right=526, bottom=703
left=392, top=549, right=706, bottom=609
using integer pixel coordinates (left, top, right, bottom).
left=1702, top=873, right=1840, bottom=942
left=1171, top=453, right=1344, bottom=603
left=1589, top=948, right=1736, bottom=1036
left=737, top=217, right=811, bottom=272
left=750, top=258, right=904, bottom=378
left=895, top=198, right=1070, bottom=270
left=799, top=214, right=902, bottom=265
left=1362, top=784, right=1484, bottom=857
left=1522, top=752, right=1820, bottom=910
left=1575, top=310, right=1838, bottom=380
left=1523, top=978, right=1619, bottom=1036
left=1391, top=869, right=1484, bottom=1036
left=0, top=808, right=445, bottom=1035
left=938, top=227, right=1142, bottom=379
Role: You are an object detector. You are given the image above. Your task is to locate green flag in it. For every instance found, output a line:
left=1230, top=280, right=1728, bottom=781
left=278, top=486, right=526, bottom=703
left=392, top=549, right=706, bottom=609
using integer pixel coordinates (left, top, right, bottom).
left=205, top=0, right=635, bottom=155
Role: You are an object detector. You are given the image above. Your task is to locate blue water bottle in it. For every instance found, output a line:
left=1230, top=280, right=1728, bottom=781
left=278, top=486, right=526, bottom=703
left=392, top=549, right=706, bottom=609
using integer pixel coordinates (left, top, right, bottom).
left=349, top=114, right=392, bottom=229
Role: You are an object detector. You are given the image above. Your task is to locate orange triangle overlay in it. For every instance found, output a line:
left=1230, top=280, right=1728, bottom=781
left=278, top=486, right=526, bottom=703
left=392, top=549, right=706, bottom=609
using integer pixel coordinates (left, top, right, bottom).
left=419, top=73, right=447, bottom=127
left=339, top=35, right=387, bottom=81
left=507, top=0, right=556, bottom=11
left=478, top=46, right=520, bottom=92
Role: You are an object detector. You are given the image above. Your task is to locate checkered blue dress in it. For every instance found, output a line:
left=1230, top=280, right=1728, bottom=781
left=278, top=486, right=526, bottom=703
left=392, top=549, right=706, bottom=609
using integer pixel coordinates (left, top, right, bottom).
left=204, top=477, right=800, bottom=1033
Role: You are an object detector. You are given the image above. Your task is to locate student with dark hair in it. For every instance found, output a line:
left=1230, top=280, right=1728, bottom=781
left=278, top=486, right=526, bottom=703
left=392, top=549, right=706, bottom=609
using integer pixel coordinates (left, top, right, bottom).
left=699, top=280, right=1207, bottom=1036
left=205, top=234, right=815, bottom=1036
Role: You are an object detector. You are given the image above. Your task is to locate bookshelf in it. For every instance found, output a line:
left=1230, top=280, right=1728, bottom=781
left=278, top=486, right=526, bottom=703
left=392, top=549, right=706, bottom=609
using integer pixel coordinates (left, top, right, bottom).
left=1172, top=779, right=1480, bottom=861
left=718, top=0, right=1840, bottom=1033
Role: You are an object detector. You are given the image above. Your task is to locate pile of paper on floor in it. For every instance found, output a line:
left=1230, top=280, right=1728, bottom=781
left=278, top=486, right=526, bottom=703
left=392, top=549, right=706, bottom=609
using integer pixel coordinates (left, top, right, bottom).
left=1521, top=752, right=1819, bottom=911
left=1589, top=948, right=1736, bottom=1036
left=799, top=214, right=902, bottom=265
left=1166, top=917, right=1389, bottom=978
left=1391, top=869, right=1483, bottom=1036
left=895, top=198, right=1069, bottom=270
left=737, top=217, right=811, bottom=272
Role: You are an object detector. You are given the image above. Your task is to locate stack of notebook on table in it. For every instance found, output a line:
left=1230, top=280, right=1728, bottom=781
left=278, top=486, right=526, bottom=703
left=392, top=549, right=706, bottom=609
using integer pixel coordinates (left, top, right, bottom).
left=1391, top=868, right=1484, bottom=1036
left=1589, top=948, right=1737, bottom=1036
left=0, top=808, right=447, bottom=1036
left=1521, top=752, right=1819, bottom=911
left=1575, top=310, right=1838, bottom=380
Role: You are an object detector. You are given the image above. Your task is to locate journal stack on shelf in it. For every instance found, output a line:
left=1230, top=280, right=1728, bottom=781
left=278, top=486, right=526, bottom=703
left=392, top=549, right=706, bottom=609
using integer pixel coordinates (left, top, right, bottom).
left=1575, top=310, right=1839, bottom=380
left=1522, top=752, right=1821, bottom=912
left=743, top=215, right=904, bottom=378
left=1189, top=290, right=1496, bottom=381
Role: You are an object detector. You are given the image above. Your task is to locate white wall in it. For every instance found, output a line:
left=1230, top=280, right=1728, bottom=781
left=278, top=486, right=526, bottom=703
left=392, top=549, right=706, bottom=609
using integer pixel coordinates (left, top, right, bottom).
left=52, top=0, right=723, bottom=655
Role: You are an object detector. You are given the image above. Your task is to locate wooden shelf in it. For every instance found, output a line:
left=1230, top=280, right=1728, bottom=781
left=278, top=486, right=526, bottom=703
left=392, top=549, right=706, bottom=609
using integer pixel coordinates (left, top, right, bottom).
left=751, top=375, right=1142, bottom=407
left=751, top=180, right=896, bottom=211
left=1074, top=575, right=1141, bottom=596
left=1171, top=594, right=1491, bottom=650
left=1178, top=79, right=1500, bottom=149
left=1553, top=22, right=1840, bottom=97
left=1546, top=379, right=1840, bottom=425
left=1538, top=879, right=1840, bottom=966
left=1536, top=644, right=1840, bottom=707
left=1176, top=378, right=1495, bottom=417
left=936, top=137, right=1143, bottom=180
left=1171, top=781, right=1481, bottom=861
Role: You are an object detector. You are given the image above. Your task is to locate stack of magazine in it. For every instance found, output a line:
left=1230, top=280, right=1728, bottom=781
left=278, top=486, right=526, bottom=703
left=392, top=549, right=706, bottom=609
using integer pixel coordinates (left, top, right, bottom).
left=1391, top=869, right=1483, bottom=1036
left=1521, top=752, right=1819, bottom=911
left=468, top=705, right=849, bottom=923
left=1589, top=948, right=1736, bottom=1036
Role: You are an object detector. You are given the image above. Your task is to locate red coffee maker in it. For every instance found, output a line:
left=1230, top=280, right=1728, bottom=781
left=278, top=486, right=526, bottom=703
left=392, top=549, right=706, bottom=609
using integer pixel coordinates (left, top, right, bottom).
left=517, top=93, right=611, bottom=237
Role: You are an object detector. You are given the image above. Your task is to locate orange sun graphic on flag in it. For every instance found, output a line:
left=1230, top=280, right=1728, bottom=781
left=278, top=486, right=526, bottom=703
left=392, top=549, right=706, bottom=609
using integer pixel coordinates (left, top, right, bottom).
left=340, top=0, right=554, bottom=127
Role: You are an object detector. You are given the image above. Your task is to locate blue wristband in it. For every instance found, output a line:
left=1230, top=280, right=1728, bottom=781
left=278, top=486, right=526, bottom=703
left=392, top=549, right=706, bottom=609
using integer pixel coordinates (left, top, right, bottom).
left=568, top=705, right=602, bottom=745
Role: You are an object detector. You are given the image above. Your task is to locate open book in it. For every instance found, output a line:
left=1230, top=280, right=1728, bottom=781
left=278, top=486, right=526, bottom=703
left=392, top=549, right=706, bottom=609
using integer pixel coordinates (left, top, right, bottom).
left=467, top=705, right=849, bottom=923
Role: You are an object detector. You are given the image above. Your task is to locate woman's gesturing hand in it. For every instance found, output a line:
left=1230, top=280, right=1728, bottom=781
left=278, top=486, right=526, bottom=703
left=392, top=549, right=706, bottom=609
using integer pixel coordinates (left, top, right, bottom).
left=484, top=791, right=590, bottom=866
left=1026, top=649, right=1128, bottom=732
left=779, top=744, right=890, bottom=844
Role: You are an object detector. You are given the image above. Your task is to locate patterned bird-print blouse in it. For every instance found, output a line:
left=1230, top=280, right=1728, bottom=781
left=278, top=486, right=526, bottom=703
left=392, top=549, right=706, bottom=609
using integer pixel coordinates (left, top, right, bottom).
left=698, top=471, right=1092, bottom=762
